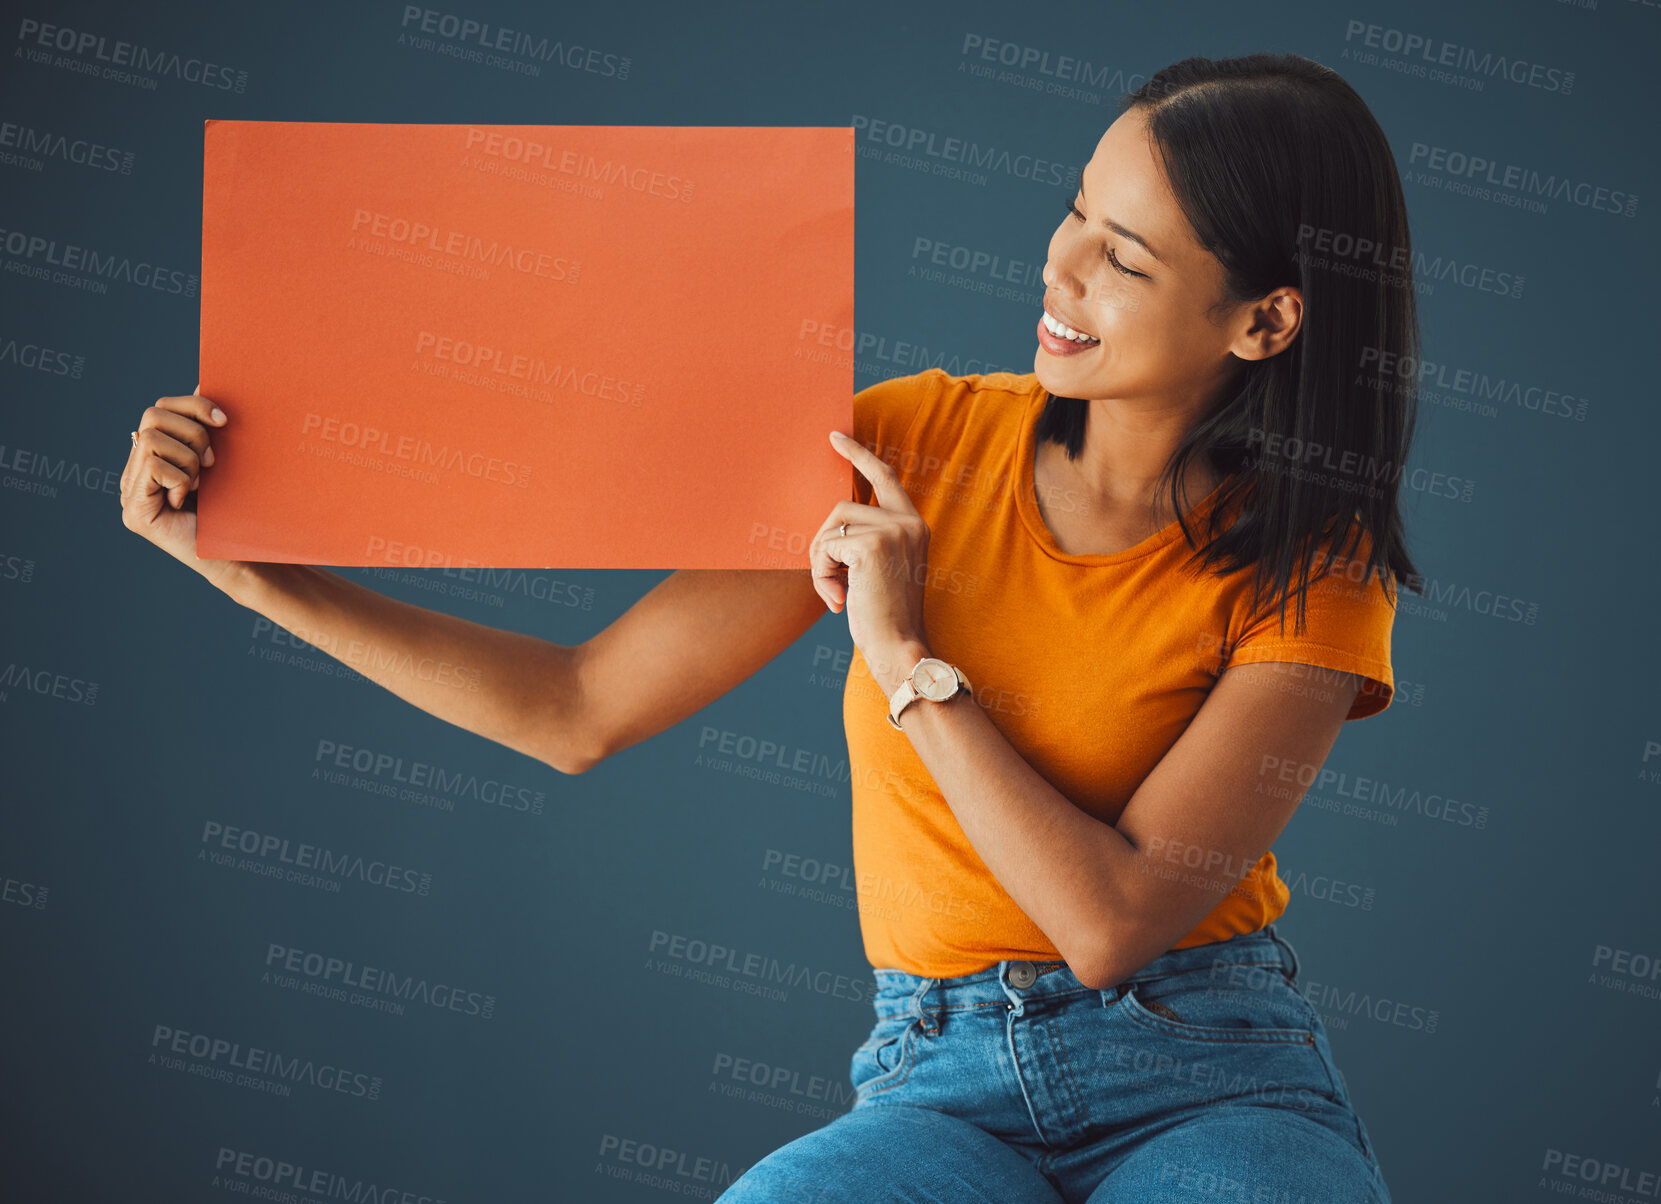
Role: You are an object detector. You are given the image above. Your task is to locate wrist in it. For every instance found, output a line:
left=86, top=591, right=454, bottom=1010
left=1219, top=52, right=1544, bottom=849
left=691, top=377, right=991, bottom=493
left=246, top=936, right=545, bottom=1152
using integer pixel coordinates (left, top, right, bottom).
left=204, top=557, right=258, bottom=604
left=867, top=637, right=932, bottom=697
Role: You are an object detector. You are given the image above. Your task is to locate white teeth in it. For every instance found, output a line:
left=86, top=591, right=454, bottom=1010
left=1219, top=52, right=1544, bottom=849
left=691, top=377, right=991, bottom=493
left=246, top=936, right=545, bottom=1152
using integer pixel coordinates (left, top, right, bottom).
left=1043, top=311, right=1098, bottom=343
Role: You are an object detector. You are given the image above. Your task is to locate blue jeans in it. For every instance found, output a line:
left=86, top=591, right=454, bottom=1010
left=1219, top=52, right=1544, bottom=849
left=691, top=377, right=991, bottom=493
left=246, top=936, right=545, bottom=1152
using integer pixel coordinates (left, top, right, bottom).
left=718, top=925, right=1390, bottom=1203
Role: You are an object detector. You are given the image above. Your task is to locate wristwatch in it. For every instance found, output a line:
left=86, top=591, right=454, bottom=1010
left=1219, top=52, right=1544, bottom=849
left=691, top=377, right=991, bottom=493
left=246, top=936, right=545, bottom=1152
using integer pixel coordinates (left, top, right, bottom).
left=887, top=656, right=971, bottom=731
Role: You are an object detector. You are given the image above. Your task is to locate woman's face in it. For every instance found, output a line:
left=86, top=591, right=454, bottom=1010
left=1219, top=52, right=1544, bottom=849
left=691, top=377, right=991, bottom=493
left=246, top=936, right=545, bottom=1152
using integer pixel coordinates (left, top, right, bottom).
left=1035, top=107, right=1245, bottom=412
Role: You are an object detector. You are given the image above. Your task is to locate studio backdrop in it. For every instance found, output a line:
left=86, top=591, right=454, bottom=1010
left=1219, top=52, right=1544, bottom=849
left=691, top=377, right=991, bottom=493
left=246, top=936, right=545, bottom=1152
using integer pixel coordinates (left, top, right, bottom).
left=2, top=0, right=1657, bottom=1201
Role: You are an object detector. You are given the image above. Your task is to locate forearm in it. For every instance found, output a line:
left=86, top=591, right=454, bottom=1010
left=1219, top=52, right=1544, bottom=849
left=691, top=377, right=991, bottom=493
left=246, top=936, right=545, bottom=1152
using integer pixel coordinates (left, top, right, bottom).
left=221, top=562, right=591, bottom=773
left=875, top=640, right=1139, bottom=986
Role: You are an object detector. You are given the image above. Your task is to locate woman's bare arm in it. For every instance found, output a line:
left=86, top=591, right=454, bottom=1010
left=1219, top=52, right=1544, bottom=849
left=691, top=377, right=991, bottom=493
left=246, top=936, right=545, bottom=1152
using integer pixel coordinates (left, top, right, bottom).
left=223, top=563, right=827, bottom=775
left=571, top=567, right=829, bottom=766
left=124, top=388, right=832, bottom=777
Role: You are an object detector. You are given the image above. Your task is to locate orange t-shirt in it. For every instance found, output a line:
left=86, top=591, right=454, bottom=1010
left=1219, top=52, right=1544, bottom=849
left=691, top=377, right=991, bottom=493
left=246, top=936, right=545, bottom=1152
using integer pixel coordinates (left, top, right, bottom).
left=843, top=368, right=1397, bottom=977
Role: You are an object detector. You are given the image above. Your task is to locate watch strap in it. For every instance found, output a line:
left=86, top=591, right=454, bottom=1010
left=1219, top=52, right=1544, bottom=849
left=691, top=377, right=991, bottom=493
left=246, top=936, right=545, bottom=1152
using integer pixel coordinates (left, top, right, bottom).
left=887, top=661, right=970, bottom=731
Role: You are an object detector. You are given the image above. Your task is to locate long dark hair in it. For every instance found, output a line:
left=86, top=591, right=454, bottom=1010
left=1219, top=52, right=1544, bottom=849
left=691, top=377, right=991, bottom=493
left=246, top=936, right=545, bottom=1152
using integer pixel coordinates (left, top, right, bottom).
left=1036, top=52, right=1422, bottom=636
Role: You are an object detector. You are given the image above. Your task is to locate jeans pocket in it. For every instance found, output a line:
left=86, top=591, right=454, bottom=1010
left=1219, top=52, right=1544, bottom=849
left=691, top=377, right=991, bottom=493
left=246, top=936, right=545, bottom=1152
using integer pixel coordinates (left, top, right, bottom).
left=849, top=1012, right=917, bottom=1096
left=1117, top=964, right=1320, bottom=1046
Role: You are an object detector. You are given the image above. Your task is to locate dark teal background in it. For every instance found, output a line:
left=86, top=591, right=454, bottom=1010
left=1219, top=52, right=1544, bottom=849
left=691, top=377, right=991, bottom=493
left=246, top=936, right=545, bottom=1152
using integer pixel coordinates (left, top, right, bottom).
left=3, top=0, right=1658, bottom=1199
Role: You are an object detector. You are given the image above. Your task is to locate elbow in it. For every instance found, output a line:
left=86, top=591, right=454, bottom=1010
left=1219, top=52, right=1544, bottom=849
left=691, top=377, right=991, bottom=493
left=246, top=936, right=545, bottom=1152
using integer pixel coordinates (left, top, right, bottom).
left=547, top=752, right=592, bottom=776
left=1066, top=897, right=1147, bottom=992
left=1061, top=925, right=1118, bottom=992
left=1069, top=950, right=1118, bottom=993
left=542, top=723, right=607, bottom=776
left=1072, top=942, right=1144, bottom=993
left=533, top=642, right=605, bottom=775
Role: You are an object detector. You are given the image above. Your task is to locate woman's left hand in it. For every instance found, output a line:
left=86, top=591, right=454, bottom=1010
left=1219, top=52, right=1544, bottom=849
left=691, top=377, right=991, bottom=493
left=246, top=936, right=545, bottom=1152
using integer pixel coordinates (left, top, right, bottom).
left=812, top=431, right=930, bottom=686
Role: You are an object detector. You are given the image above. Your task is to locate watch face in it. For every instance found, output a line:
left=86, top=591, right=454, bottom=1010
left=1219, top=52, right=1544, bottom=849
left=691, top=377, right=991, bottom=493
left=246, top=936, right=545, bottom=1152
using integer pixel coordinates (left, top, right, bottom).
left=914, top=658, right=956, bottom=700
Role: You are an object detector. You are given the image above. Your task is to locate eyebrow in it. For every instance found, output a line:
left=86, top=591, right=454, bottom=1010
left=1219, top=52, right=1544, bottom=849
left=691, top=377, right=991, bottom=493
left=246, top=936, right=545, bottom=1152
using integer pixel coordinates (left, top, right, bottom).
left=1078, top=173, right=1164, bottom=265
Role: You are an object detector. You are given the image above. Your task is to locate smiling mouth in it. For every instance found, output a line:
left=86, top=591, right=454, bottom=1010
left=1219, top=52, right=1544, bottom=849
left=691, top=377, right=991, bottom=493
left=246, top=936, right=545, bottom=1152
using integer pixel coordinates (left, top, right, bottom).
left=1040, top=306, right=1100, bottom=344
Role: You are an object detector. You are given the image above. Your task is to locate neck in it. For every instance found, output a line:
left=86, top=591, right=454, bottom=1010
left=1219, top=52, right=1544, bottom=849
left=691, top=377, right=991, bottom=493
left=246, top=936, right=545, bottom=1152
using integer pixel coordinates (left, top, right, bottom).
left=1057, top=397, right=1221, bottom=518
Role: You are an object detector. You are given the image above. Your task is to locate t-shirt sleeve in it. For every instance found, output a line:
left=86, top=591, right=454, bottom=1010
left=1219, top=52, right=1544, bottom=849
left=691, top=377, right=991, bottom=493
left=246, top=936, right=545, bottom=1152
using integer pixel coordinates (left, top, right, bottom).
left=1223, top=525, right=1399, bottom=721
left=849, top=370, right=940, bottom=507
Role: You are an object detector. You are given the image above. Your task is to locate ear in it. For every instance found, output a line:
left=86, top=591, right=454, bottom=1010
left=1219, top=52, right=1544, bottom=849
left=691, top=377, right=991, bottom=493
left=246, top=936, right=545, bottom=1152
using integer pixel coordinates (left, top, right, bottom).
left=1229, top=286, right=1303, bottom=363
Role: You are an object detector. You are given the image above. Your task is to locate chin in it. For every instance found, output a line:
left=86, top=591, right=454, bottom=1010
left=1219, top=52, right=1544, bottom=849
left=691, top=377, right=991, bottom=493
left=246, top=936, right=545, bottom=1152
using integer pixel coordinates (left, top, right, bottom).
left=1033, top=355, right=1094, bottom=398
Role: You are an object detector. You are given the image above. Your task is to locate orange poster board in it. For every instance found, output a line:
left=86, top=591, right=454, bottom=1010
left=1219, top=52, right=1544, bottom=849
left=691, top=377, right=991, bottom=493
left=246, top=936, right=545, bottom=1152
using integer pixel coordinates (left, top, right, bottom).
left=196, top=121, right=854, bottom=569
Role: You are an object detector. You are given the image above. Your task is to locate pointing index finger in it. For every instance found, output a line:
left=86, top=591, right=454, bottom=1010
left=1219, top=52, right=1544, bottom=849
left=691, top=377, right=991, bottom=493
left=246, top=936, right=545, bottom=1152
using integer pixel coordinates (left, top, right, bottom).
left=829, top=430, right=916, bottom=516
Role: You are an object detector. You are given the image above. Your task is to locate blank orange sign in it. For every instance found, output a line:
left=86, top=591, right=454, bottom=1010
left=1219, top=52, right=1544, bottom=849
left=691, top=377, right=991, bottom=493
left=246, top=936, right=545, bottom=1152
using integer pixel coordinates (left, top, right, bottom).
left=196, top=121, right=855, bottom=569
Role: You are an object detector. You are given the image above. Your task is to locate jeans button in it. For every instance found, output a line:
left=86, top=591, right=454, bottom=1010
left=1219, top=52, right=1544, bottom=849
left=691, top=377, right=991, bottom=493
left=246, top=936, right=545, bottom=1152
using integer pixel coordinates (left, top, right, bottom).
left=1008, top=960, right=1037, bottom=988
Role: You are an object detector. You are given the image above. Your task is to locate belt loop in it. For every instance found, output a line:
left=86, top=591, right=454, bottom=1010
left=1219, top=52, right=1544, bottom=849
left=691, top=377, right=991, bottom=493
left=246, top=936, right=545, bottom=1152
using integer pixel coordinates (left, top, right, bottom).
left=1268, top=924, right=1300, bottom=983
left=909, top=976, right=940, bottom=1036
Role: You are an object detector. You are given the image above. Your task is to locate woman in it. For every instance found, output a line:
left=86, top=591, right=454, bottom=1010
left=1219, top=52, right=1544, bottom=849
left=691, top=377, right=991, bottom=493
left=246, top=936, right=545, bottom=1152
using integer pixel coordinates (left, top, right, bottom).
left=122, top=52, right=1415, bottom=1204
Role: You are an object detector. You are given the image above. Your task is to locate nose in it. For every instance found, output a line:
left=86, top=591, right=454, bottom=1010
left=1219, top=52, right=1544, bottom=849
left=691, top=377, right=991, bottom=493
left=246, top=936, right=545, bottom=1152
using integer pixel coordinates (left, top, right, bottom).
left=1044, top=230, right=1093, bottom=294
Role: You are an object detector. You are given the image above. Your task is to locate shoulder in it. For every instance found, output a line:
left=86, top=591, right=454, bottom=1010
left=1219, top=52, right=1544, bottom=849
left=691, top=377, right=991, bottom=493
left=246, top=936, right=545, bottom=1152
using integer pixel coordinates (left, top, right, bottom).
left=853, top=368, right=1040, bottom=455
left=1245, top=517, right=1400, bottom=627
left=1226, top=516, right=1400, bottom=722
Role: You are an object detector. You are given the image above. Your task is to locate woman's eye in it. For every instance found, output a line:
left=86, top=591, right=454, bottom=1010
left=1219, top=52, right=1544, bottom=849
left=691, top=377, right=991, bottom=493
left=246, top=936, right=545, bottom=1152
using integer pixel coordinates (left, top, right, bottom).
left=1107, top=248, right=1144, bottom=279
left=1061, top=200, right=1144, bottom=279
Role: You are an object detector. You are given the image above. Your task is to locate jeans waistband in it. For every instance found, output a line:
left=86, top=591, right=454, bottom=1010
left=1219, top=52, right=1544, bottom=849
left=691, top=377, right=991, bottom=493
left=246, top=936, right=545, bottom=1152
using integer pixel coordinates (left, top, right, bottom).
left=870, top=925, right=1301, bottom=1031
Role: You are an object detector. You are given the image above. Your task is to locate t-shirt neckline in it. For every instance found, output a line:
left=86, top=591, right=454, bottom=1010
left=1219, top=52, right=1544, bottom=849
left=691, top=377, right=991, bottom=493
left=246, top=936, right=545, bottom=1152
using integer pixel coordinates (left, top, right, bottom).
left=1012, top=386, right=1231, bottom=566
